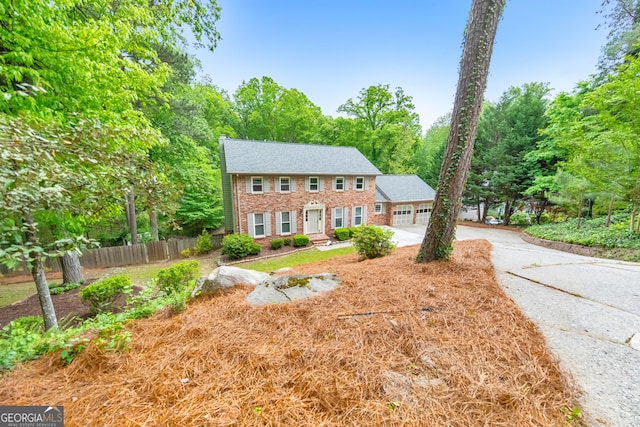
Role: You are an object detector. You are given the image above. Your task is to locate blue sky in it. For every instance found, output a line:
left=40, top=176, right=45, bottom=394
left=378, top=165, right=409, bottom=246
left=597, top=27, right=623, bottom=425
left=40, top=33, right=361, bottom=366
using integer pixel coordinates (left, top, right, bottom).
left=192, top=1, right=608, bottom=129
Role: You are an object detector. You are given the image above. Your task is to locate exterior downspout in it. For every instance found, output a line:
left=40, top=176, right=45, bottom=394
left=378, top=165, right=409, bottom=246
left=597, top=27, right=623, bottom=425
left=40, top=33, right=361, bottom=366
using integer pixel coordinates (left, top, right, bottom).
left=236, top=174, right=242, bottom=234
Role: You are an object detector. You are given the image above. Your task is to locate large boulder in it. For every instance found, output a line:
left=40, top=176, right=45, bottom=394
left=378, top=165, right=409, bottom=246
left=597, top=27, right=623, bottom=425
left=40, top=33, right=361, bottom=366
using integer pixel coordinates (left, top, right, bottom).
left=192, top=266, right=270, bottom=297
left=246, top=273, right=339, bottom=305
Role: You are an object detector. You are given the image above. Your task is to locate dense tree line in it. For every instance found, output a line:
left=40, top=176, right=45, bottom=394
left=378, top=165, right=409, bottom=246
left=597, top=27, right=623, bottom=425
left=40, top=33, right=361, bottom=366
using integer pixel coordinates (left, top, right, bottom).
left=2, top=0, right=639, bottom=327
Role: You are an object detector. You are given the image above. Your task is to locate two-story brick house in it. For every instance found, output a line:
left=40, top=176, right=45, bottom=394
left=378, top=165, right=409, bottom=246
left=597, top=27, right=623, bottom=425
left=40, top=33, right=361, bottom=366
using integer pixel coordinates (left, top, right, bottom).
left=219, top=136, right=435, bottom=241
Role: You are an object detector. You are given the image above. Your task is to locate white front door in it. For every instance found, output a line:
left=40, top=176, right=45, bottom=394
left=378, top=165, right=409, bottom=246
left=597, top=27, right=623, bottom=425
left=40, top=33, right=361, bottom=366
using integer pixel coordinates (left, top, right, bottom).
left=305, top=209, right=322, bottom=234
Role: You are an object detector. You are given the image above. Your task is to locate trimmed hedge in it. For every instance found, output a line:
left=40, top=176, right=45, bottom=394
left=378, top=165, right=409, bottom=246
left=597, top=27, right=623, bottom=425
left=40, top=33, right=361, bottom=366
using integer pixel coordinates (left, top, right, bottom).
left=334, top=228, right=350, bottom=241
left=221, top=234, right=254, bottom=260
left=293, top=234, right=310, bottom=247
left=270, top=238, right=284, bottom=250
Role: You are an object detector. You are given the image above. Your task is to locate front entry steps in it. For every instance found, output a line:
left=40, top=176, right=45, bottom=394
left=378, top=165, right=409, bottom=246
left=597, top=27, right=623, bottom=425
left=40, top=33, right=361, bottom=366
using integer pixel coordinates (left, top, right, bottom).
left=308, top=233, right=330, bottom=246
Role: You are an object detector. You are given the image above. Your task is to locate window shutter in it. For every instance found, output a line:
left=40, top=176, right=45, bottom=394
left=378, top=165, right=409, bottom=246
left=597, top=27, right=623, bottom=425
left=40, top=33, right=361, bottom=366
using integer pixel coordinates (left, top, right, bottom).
left=247, top=214, right=255, bottom=237
left=319, top=178, right=324, bottom=192
left=305, top=177, right=310, bottom=192
left=291, top=178, right=297, bottom=192
left=331, top=208, right=337, bottom=229
left=363, top=206, right=368, bottom=224
left=364, top=177, right=369, bottom=190
left=265, top=212, right=272, bottom=237
left=344, top=207, right=349, bottom=227
left=275, top=211, right=282, bottom=235
left=264, top=178, right=270, bottom=193
left=352, top=177, right=357, bottom=190
left=290, top=210, right=297, bottom=234
left=275, top=178, right=281, bottom=193
left=245, top=177, right=251, bottom=193
left=332, top=177, right=337, bottom=191
left=351, top=207, right=356, bottom=226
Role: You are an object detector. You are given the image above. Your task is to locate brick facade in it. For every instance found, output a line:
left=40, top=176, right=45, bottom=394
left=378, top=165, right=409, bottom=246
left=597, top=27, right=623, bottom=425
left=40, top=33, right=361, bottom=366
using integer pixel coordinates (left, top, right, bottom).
left=233, top=174, right=377, bottom=239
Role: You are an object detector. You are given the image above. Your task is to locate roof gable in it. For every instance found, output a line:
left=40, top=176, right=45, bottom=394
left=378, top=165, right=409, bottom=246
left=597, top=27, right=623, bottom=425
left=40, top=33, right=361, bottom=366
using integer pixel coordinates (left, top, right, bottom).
left=220, top=137, right=382, bottom=176
left=375, top=175, right=435, bottom=202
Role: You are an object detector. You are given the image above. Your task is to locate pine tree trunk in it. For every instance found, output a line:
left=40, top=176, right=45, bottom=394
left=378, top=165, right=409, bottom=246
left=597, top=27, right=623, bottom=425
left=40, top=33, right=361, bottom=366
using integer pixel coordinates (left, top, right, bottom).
left=416, top=0, right=505, bottom=263
left=62, top=251, right=84, bottom=284
left=24, top=211, right=58, bottom=330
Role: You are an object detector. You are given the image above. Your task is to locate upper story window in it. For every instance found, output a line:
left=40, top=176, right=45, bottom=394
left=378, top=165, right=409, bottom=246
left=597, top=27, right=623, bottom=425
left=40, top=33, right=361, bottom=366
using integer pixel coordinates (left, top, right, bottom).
left=309, top=177, right=319, bottom=192
left=334, top=177, right=344, bottom=191
left=355, top=176, right=365, bottom=191
left=252, top=177, right=263, bottom=193
left=279, top=177, right=290, bottom=192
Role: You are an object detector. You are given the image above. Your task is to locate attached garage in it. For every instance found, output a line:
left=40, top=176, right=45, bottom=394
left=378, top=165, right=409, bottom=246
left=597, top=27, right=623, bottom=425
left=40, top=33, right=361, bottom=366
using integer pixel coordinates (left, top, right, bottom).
left=393, top=204, right=414, bottom=225
left=416, top=203, right=432, bottom=224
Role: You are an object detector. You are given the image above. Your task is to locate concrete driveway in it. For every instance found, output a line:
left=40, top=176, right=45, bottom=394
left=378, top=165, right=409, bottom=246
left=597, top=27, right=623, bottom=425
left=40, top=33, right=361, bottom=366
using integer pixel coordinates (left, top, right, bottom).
left=388, top=224, right=640, bottom=427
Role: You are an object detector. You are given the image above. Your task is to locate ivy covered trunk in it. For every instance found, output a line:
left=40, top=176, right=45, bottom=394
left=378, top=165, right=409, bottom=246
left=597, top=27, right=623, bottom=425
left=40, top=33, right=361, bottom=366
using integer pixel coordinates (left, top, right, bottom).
left=24, top=211, right=58, bottom=330
left=416, top=0, right=505, bottom=262
left=62, top=251, right=84, bottom=284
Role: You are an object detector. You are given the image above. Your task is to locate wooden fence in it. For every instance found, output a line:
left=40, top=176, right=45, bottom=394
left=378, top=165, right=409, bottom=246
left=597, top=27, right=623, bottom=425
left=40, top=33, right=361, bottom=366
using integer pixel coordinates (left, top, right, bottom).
left=0, top=234, right=223, bottom=277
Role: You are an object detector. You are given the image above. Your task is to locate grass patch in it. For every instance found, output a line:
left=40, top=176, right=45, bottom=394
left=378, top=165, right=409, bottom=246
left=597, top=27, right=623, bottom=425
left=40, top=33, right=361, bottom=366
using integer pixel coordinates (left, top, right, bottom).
left=0, top=282, right=42, bottom=308
left=235, top=246, right=355, bottom=272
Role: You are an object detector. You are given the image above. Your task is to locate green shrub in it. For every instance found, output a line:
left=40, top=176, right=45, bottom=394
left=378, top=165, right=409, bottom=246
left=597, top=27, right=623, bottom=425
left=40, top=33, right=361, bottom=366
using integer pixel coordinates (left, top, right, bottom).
left=334, top=228, right=350, bottom=241
left=194, top=229, right=214, bottom=255
left=293, top=234, right=310, bottom=247
left=283, top=237, right=292, bottom=246
left=79, top=275, right=132, bottom=315
left=221, top=233, right=255, bottom=259
left=249, top=243, right=262, bottom=255
left=270, top=238, right=284, bottom=250
left=351, top=225, right=395, bottom=260
left=509, top=211, right=532, bottom=226
left=156, top=260, right=199, bottom=295
left=348, top=227, right=360, bottom=238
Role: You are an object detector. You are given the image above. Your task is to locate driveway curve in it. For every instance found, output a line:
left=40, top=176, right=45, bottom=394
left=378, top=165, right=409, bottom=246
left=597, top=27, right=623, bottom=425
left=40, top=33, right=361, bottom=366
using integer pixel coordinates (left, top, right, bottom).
left=389, top=224, right=640, bottom=427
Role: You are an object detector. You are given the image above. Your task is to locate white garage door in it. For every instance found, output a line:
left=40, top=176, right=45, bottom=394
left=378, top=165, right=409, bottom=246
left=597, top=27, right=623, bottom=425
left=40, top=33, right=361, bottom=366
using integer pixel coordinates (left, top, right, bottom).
left=416, top=203, right=432, bottom=224
left=393, top=205, right=413, bottom=225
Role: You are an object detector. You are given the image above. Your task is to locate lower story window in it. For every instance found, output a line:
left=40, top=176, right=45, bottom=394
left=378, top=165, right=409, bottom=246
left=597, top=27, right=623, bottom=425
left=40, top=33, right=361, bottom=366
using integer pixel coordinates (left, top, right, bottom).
left=281, top=211, right=291, bottom=234
left=254, top=213, right=265, bottom=237
left=354, top=206, right=363, bottom=226
left=334, top=208, right=343, bottom=228
left=374, top=203, right=383, bottom=214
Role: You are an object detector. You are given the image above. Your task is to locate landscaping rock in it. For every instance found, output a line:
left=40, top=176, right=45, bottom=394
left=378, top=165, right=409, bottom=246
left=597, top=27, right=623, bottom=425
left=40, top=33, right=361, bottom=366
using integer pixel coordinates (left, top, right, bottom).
left=192, top=266, right=270, bottom=297
left=246, top=273, right=339, bottom=305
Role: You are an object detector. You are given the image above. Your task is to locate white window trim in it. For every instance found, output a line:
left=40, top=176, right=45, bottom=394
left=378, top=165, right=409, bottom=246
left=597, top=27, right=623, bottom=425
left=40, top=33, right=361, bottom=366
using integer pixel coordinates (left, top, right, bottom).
left=354, top=206, right=363, bottom=226
left=279, top=176, right=290, bottom=193
left=333, top=207, right=343, bottom=229
left=375, top=203, right=384, bottom=214
left=253, top=213, right=266, bottom=237
left=280, top=211, right=291, bottom=235
left=251, top=176, right=263, bottom=194
left=355, top=176, right=365, bottom=191
left=334, top=176, right=345, bottom=192
left=309, top=176, right=319, bottom=192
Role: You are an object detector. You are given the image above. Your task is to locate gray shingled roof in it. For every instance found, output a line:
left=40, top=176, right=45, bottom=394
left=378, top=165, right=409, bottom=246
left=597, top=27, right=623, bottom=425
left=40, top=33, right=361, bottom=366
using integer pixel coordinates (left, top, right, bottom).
left=375, top=175, right=435, bottom=202
left=222, top=138, right=382, bottom=175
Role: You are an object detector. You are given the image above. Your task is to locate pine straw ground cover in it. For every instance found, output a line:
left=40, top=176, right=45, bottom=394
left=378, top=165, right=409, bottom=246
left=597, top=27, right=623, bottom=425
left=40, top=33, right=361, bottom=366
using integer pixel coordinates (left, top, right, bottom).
left=0, top=240, right=580, bottom=426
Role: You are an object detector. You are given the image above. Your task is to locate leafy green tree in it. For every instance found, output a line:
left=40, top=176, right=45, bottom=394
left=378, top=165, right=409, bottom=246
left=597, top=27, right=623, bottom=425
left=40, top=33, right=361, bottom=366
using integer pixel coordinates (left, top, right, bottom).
left=412, top=114, right=450, bottom=188
left=0, top=117, right=153, bottom=330
left=232, top=76, right=324, bottom=143
left=417, top=0, right=505, bottom=262
left=338, top=84, right=421, bottom=173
